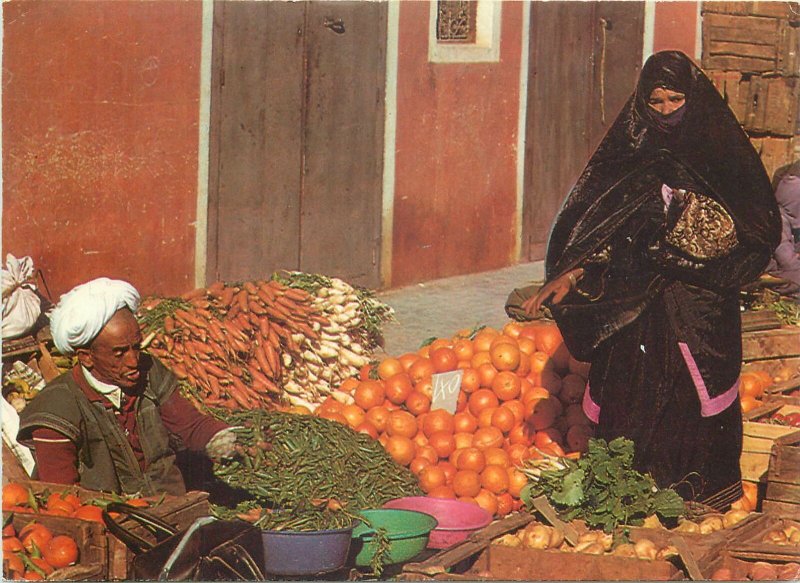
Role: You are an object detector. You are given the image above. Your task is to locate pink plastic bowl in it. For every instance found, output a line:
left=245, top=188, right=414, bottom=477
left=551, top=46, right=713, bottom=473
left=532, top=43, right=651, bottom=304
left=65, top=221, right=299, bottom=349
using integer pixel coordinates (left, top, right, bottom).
left=382, top=496, right=493, bottom=549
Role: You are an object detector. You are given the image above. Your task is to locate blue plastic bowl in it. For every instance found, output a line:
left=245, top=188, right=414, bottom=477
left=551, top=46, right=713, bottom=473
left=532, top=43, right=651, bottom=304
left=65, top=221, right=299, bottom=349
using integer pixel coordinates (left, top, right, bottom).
left=261, top=524, right=355, bottom=576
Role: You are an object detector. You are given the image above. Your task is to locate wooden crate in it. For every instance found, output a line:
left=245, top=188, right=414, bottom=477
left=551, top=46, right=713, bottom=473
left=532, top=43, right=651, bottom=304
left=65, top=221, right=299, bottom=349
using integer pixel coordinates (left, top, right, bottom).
left=741, top=412, right=800, bottom=484
left=724, top=512, right=800, bottom=559
left=12, top=480, right=211, bottom=580
left=700, top=548, right=800, bottom=580
left=742, top=326, right=800, bottom=364
left=702, top=12, right=799, bottom=74
left=703, top=2, right=800, bottom=19
left=6, top=512, right=107, bottom=580
left=765, top=431, right=800, bottom=519
left=741, top=75, right=800, bottom=136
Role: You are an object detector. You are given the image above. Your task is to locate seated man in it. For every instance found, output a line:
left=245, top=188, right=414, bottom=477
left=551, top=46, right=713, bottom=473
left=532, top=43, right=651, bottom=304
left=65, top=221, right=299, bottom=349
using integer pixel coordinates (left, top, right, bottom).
left=18, top=277, right=236, bottom=495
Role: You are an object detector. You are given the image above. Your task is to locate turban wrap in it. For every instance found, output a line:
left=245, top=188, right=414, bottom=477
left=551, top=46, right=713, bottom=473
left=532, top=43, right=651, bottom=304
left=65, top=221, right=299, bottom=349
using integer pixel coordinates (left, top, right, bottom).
left=50, top=278, right=140, bottom=355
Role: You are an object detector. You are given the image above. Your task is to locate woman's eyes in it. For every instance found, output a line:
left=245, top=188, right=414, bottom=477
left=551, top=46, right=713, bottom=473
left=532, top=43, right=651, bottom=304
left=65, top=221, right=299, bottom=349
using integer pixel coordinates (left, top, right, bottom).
left=670, top=96, right=685, bottom=102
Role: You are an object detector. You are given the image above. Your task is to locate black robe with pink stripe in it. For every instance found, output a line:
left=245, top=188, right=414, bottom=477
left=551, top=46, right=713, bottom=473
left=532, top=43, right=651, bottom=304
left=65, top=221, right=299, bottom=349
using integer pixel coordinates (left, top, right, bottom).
left=543, top=52, right=781, bottom=509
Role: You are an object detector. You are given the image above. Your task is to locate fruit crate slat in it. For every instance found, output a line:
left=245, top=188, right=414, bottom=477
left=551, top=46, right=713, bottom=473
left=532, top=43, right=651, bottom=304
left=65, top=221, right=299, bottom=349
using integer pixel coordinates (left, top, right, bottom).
left=765, top=431, right=800, bottom=519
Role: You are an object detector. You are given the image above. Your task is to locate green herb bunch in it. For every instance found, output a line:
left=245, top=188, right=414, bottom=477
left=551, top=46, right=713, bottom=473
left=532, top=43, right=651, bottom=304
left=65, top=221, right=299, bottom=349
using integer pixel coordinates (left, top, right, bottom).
left=210, top=409, right=422, bottom=531
left=520, top=437, right=685, bottom=532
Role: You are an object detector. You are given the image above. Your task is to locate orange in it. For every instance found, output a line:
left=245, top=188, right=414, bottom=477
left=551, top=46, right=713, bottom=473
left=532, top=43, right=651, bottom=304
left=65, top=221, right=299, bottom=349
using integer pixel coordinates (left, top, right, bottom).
left=502, top=321, right=523, bottom=339
left=453, top=411, right=478, bottom=434
left=473, top=426, right=504, bottom=450
left=365, top=405, right=391, bottom=433
left=460, top=368, right=480, bottom=393
left=503, top=400, right=525, bottom=424
left=535, top=324, right=564, bottom=355
left=430, top=347, right=459, bottom=373
left=377, top=358, right=404, bottom=380
left=318, top=397, right=344, bottom=415
left=416, top=377, right=434, bottom=399
left=491, top=371, right=521, bottom=401
left=340, top=404, right=366, bottom=428
left=410, top=457, right=432, bottom=475
left=413, top=431, right=429, bottom=448
left=473, top=489, right=499, bottom=516
left=398, top=352, right=421, bottom=372
left=429, top=338, right=454, bottom=352
left=490, top=334, right=517, bottom=350
left=452, top=470, right=482, bottom=498
left=521, top=385, right=551, bottom=405
left=515, top=353, right=531, bottom=377
left=359, top=364, right=374, bottom=381
left=507, top=467, right=529, bottom=497
left=339, top=377, right=360, bottom=394
left=456, top=391, right=469, bottom=413
left=517, top=336, right=536, bottom=356
left=384, top=373, right=414, bottom=405
left=480, top=464, right=510, bottom=494
left=506, top=442, right=531, bottom=466
left=428, top=431, right=457, bottom=459
left=470, top=351, right=493, bottom=369
left=73, top=504, right=104, bottom=523
left=476, top=363, right=498, bottom=388
left=384, top=436, right=415, bottom=466
left=438, top=461, right=457, bottom=483
left=529, top=351, right=552, bottom=375
left=508, top=423, right=534, bottom=447
left=468, top=389, right=500, bottom=416
left=417, top=344, right=431, bottom=358
left=318, top=410, right=348, bottom=425
left=354, top=380, right=386, bottom=410
left=428, top=485, right=456, bottom=499
left=452, top=339, right=474, bottom=362
left=423, top=409, right=455, bottom=437
left=42, top=535, right=79, bottom=569
left=419, top=465, right=448, bottom=493
left=408, top=358, right=435, bottom=385
left=491, top=342, right=521, bottom=372
left=492, top=407, right=517, bottom=434
left=483, top=447, right=510, bottom=468
left=739, top=372, right=765, bottom=400
left=526, top=397, right=559, bottom=430
left=477, top=407, right=497, bottom=429
left=496, top=492, right=514, bottom=517
left=355, top=421, right=379, bottom=440
left=21, top=523, right=53, bottom=554
left=534, top=427, right=563, bottom=449
left=453, top=431, right=474, bottom=449
left=47, top=492, right=80, bottom=512
left=473, top=329, right=500, bottom=353
left=416, top=444, right=439, bottom=465
left=455, top=447, right=486, bottom=472
left=405, top=391, right=431, bottom=416
left=386, top=410, right=418, bottom=438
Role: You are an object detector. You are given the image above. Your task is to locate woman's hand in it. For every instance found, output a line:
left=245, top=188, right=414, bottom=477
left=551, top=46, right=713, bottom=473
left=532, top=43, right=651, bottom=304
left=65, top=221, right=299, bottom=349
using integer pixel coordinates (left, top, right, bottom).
left=521, top=268, right=584, bottom=315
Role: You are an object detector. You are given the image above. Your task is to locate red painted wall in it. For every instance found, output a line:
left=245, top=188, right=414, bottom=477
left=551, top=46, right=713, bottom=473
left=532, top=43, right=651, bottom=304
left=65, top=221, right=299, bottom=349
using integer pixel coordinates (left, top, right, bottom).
left=2, top=1, right=201, bottom=299
left=392, top=2, right=523, bottom=287
left=654, top=1, right=699, bottom=58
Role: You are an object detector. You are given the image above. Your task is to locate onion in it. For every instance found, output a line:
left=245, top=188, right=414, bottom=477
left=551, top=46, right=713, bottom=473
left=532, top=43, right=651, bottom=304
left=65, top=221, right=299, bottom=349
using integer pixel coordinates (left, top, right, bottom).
left=722, top=509, right=749, bottom=529
left=674, top=520, right=700, bottom=533
left=634, top=539, right=658, bottom=560
left=612, top=543, right=637, bottom=558
left=522, top=525, right=552, bottom=550
left=699, top=516, right=724, bottom=534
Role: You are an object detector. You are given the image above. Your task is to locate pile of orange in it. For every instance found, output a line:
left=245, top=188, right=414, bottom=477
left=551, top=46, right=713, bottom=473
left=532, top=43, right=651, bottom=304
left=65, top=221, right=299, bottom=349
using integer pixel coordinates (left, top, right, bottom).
left=314, top=320, right=596, bottom=518
left=2, top=482, right=149, bottom=523
left=2, top=519, right=79, bottom=579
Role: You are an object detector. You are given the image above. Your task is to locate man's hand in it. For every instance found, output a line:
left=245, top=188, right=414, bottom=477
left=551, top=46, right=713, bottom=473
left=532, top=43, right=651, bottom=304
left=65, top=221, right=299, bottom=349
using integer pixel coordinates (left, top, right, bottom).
left=521, top=269, right=583, bottom=316
left=206, top=427, right=238, bottom=462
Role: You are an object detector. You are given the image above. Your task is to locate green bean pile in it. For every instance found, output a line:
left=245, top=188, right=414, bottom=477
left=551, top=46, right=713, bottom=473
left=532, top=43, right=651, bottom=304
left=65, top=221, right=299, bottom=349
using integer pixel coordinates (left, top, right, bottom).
left=211, top=409, right=422, bottom=531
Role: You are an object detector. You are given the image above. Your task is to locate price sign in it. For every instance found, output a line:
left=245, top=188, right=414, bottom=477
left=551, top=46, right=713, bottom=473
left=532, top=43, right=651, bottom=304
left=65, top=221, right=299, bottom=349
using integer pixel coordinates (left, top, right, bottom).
left=431, top=369, right=464, bottom=414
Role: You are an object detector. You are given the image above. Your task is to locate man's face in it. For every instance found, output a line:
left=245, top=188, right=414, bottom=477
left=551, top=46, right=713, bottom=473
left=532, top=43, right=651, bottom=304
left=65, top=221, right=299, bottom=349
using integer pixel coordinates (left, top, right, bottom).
left=78, top=309, right=143, bottom=389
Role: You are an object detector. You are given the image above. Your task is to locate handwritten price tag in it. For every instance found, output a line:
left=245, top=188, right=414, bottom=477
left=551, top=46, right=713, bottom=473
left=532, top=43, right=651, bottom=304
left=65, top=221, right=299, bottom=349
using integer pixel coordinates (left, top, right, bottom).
left=431, top=369, right=464, bottom=414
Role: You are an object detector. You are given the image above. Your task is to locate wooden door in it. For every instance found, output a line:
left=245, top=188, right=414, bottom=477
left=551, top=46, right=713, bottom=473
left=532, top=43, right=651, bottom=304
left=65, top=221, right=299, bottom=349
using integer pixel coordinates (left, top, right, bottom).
left=207, top=1, right=387, bottom=288
left=522, top=1, right=645, bottom=261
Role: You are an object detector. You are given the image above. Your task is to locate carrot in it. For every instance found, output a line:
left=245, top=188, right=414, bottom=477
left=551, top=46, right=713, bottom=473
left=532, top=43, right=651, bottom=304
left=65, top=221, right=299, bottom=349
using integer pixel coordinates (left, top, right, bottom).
left=181, top=287, right=207, bottom=301
left=228, top=379, right=255, bottom=408
left=254, top=343, right=272, bottom=376
left=207, top=320, right=227, bottom=344
left=204, top=361, right=229, bottom=379
left=265, top=343, right=280, bottom=374
left=190, top=298, right=211, bottom=310
left=249, top=300, right=268, bottom=316
left=275, top=294, right=305, bottom=311
left=244, top=281, right=259, bottom=295
left=174, top=309, right=208, bottom=330
left=208, top=376, right=222, bottom=398
left=230, top=336, right=250, bottom=355
left=208, top=341, right=228, bottom=362
left=236, top=290, right=250, bottom=313
left=267, top=327, right=281, bottom=349
left=207, top=281, right=226, bottom=297
left=163, top=316, right=176, bottom=334
left=258, top=318, right=271, bottom=340
left=223, top=321, right=248, bottom=342
left=266, top=304, right=292, bottom=323
left=282, top=287, right=310, bottom=302
left=220, top=286, right=237, bottom=308
left=295, top=321, right=319, bottom=341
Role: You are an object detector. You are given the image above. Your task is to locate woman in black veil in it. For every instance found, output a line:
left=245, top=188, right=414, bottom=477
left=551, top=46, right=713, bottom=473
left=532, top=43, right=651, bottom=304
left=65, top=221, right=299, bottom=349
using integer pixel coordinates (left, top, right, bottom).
left=523, top=51, right=781, bottom=509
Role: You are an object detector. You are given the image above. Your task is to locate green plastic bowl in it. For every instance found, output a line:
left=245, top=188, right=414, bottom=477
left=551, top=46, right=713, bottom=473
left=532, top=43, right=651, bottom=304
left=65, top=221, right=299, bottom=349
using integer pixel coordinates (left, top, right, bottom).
left=351, top=509, right=438, bottom=567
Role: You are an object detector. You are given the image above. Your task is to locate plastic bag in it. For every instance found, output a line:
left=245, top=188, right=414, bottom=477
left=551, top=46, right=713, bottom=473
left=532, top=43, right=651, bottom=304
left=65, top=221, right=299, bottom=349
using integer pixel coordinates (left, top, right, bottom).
left=1, top=254, right=41, bottom=339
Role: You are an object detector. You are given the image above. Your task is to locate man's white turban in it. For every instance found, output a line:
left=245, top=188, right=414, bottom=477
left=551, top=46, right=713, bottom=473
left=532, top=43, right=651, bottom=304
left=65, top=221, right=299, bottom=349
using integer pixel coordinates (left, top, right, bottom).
left=50, top=278, right=140, bottom=355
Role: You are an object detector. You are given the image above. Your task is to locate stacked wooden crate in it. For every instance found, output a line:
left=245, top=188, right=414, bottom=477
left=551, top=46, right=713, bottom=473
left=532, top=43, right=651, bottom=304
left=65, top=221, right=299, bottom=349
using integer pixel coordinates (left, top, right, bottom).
left=702, top=1, right=800, bottom=179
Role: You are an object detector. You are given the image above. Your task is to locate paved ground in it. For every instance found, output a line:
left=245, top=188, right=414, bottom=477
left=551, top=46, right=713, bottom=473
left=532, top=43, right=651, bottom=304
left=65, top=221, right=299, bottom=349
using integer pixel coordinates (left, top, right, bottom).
left=375, top=261, right=545, bottom=356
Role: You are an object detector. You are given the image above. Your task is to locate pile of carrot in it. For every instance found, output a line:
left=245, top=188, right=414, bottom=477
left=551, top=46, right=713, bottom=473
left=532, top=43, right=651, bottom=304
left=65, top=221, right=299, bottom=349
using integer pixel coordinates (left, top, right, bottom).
left=140, top=279, right=327, bottom=410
